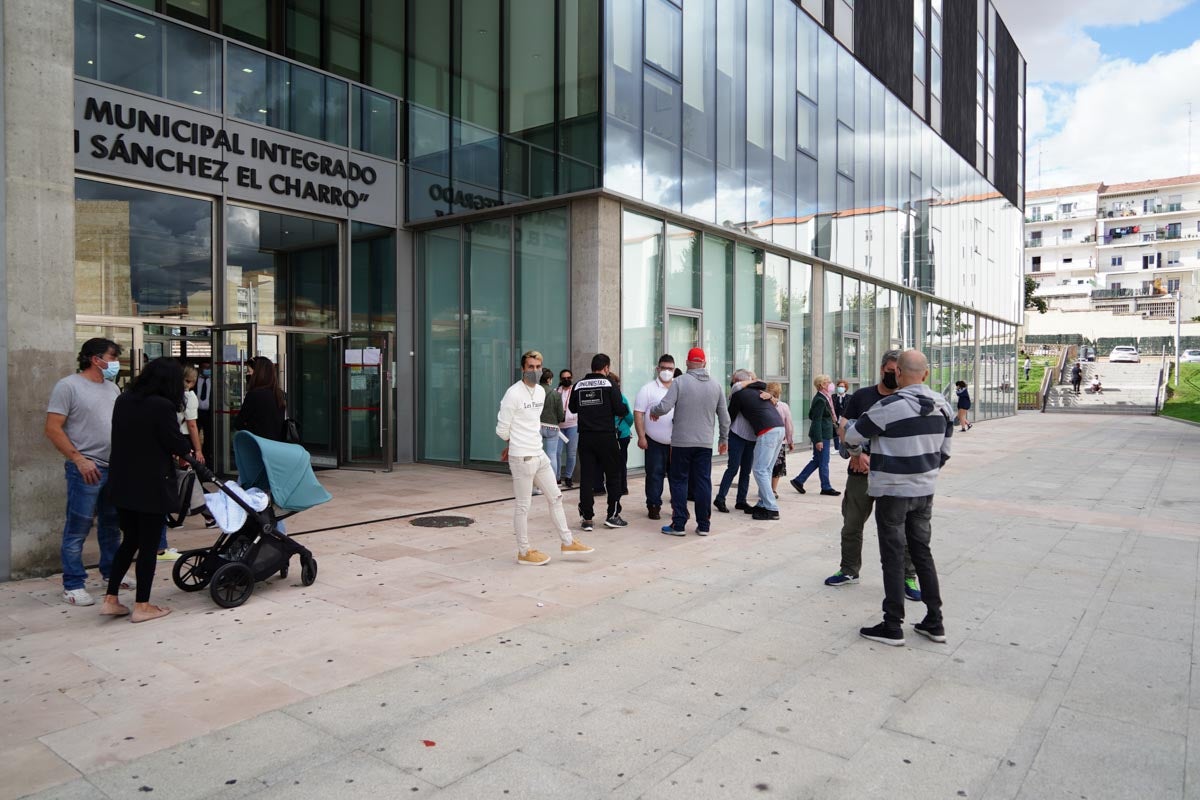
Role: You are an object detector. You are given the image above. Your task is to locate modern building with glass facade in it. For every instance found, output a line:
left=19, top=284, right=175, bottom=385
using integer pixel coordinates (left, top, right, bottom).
left=0, top=0, right=1025, bottom=578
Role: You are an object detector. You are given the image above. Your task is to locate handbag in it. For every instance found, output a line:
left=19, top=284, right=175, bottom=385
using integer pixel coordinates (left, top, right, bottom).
left=282, top=417, right=301, bottom=444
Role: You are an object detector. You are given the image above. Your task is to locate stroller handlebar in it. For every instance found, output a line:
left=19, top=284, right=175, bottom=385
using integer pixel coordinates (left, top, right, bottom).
left=183, top=455, right=218, bottom=485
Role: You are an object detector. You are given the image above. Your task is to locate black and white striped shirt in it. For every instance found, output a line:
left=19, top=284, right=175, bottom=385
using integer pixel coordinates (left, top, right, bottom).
left=843, top=384, right=955, bottom=498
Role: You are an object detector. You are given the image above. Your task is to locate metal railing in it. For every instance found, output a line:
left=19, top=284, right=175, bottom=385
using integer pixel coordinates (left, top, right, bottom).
left=1154, top=351, right=1169, bottom=413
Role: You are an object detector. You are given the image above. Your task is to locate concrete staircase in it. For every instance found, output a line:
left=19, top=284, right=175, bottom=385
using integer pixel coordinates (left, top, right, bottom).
left=1044, top=360, right=1163, bottom=414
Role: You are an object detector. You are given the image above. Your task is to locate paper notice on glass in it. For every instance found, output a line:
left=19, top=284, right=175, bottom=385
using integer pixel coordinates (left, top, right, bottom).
left=363, top=347, right=382, bottom=365
left=344, top=349, right=364, bottom=365
left=223, top=345, right=239, bottom=362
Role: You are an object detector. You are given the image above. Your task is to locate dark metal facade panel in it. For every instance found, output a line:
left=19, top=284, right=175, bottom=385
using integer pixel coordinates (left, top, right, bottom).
left=852, top=0, right=914, bottom=107
left=940, top=0, right=977, bottom=167
left=994, top=16, right=1022, bottom=207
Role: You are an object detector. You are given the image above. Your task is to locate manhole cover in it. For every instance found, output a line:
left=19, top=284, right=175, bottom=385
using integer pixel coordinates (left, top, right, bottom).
left=410, top=515, right=474, bottom=528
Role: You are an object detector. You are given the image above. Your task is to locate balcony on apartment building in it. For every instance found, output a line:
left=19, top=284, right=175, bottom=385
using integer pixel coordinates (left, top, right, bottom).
left=1024, top=234, right=1097, bottom=248
left=1024, top=210, right=1095, bottom=224
left=1099, top=226, right=1195, bottom=246
left=1098, top=201, right=1196, bottom=220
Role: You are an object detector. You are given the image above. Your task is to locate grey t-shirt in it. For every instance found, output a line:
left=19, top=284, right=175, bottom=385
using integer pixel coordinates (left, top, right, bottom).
left=47, top=374, right=120, bottom=465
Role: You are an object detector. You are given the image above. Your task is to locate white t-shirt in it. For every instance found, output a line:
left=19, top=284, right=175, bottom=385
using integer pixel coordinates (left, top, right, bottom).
left=496, top=381, right=546, bottom=458
left=178, top=390, right=199, bottom=435
left=634, top=379, right=675, bottom=445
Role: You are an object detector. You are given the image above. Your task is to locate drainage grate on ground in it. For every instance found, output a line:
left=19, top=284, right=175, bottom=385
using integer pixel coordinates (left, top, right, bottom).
left=410, top=515, right=475, bottom=528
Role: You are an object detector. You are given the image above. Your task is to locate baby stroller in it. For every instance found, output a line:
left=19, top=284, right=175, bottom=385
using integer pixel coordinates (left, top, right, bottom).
left=172, top=431, right=332, bottom=608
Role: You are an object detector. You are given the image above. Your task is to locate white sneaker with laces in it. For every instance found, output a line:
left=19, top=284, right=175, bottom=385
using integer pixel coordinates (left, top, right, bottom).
left=63, top=588, right=95, bottom=606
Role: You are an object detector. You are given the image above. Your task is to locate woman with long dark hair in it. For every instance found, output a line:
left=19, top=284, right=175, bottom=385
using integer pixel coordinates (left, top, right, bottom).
left=236, top=356, right=286, bottom=441
left=99, top=357, right=194, bottom=623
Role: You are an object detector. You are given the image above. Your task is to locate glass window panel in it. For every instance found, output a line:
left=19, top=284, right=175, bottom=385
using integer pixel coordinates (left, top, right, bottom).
left=604, top=0, right=643, bottom=197
left=914, top=28, right=926, bottom=77
left=75, top=179, right=213, bottom=321
left=622, top=211, right=665, bottom=416
left=765, top=253, right=788, bottom=322
left=837, top=123, right=854, bottom=177
left=352, top=86, right=398, bottom=159
left=715, top=0, right=746, bottom=225
left=466, top=219, right=513, bottom=463
left=645, top=0, right=683, bottom=78
left=327, top=2, right=362, bottom=81
left=506, top=0, right=555, bottom=136
left=225, top=206, right=339, bottom=328
left=931, top=51, right=942, bottom=97
left=643, top=70, right=683, bottom=210
left=286, top=0, right=321, bottom=67
left=797, top=95, right=817, bottom=156
left=459, top=0, right=501, bottom=131
left=560, top=0, right=601, bottom=193
left=516, top=209, right=570, bottom=379
left=801, top=0, right=823, bottom=24
left=735, top=246, right=762, bottom=374
left=665, top=225, right=701, bottom=309
left=419, top=227, right=461, bottom=462
left=366, top=0, right=404, bottom=96
left=350, top=223, right=396, bottom=332
left=797, top=11, right=818, bottom=101
left=410, top=0, right=451, bottom=112
left=164, top=23, right=221, bottom=112
left=702, top=234, right=734, bottom=389
left=682, top=0, right=717, bottom=221
left=834, top=0, right=854, bottom=47
left=765, top=327, right=787, bottom=378
left=823, top=272, right=842, bottom=381
left=75, top=0, right=98, bottom=78
left=796, top=153, right=817, bottom=256
left=223, top=0, right=269, bottom=48
left=788, top=260, right=812, bottom=411
left=97, top=3, right=161, bottom=97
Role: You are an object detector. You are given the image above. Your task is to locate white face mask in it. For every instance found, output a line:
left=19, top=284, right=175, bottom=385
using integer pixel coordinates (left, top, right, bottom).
left=824, top=383, right=835, bottom=393
left=659, top=369, right=674, bottom=382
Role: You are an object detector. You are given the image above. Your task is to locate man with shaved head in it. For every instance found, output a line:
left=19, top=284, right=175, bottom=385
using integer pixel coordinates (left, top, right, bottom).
left=841, top=349, right=955, bottom=647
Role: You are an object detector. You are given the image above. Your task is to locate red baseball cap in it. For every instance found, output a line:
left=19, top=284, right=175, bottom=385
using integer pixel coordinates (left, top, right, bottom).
left=686, top=347, right=706, bottom=363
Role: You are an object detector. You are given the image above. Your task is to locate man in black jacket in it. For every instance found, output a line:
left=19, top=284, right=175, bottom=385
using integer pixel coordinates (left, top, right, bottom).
left=727, top=373, right=787, bottom=520
left=568, top=353, right=629, bottom=531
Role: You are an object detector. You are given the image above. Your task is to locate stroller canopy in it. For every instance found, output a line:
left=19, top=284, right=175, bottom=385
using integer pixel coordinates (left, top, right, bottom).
left=233, top=431, right=333, bottom=512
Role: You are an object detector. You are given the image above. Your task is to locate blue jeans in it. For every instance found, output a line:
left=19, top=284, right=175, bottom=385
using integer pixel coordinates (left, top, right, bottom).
left=794, top=439, right=833, bottom=491
left=716, top=432, right=755, bottom=505
left=668, top=447, right=713, bottom=531
left=541, top=426, right=562, bottom=479
left=751, top=427, right=786, bottom=511
left=559, top=426, right=579, bottom=481
left=644, top=438, right=671, bottom=508
left=61, top=461, right=121, bottom=590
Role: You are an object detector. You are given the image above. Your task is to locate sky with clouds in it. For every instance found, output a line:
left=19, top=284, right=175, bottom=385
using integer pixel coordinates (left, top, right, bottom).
left=995, top=0, right=1200, bottom=190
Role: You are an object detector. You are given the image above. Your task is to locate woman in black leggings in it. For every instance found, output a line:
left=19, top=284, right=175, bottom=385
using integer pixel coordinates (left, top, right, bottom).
left=100, top=358, right=194, bottom=623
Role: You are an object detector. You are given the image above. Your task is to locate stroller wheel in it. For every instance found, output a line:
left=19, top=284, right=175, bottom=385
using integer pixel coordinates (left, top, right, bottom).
left=279, top=565, right=289, bottom=580
left=172, top=550, right=211, bottom=592
left=301, top=557, right=318, bottom=587
left=210, top=562, right=255, bottom=608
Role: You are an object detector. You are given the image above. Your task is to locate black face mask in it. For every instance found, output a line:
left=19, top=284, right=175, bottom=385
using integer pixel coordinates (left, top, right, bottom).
left=882, top=372, right=899, bottom=390
left=560, top=378, right=572, bottom=387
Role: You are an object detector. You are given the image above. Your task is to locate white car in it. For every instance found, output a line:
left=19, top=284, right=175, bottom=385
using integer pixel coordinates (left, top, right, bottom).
left=1182, top=349, right=1200, bottom=363
left=1108, top=346, right=1140, bottom=363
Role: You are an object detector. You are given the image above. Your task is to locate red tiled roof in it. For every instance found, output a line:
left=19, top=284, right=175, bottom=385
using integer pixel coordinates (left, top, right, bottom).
left=1102, top=173, right=1200, bottom=195
left=1024, top=182, right=1105, bottom=200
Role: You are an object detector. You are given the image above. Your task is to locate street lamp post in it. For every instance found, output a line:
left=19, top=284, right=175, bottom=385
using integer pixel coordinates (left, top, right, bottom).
left=1176, top=290, right=1182, bottom=388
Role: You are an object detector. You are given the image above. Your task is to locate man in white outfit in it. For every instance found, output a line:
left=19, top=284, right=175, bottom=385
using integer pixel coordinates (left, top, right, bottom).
left=497, top=350, right=595, bottom=566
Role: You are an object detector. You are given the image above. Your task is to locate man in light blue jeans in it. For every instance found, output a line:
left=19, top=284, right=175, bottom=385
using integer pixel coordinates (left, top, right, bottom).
left=44, top=338, right=129, bottom=606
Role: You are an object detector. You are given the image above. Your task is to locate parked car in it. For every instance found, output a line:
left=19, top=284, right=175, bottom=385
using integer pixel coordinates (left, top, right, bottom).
left=1079, top=346, right=1096, bottom=362
left=1108, top=346, right=1141, bottom=363
left=1181, top=349, right=1200, bottom=363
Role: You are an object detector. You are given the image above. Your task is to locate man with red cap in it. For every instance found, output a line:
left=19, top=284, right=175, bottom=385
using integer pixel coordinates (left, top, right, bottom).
left=650, top=347, right=730, bottom=536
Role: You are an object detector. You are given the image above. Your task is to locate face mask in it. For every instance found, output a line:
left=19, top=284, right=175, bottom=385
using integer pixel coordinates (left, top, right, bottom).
left=823, top=383, right=834, bottom=394
left=835, top=386, right=846, bottom=395
left=522, top=369, right=539, bottom=385
left=201, top=369, right=211, bottom=378
left=882, top=372, right=899, bottom=390
left=560, top=378, right=572, bottom=387
left=659, top=370, right=674, bottom=382
left=101, top=360, right=120, bottom=381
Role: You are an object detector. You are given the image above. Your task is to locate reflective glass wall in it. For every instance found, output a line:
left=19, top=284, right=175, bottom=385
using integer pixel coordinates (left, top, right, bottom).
left=603, top=0, right=1023, bottom=324
left=406, top=0, right=601, bottom=220
left=417, top=208, right=572, bottom=465
left=621, top=208, right=812, bottom=469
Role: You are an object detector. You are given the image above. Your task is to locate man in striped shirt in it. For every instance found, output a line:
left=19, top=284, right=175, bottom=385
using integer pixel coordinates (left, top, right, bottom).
left=841, top=349, right=954, bottom=647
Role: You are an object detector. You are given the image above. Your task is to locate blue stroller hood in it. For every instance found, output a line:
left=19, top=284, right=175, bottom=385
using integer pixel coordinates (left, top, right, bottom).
left=233, top=431, right=333, bottom=511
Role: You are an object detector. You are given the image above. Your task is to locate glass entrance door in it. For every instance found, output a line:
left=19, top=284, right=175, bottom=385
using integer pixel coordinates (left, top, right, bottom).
left=211, top=323, right=257, bottom=476
left=842, top=334, right=860, bottom=388
left=334, top=332, right=393, bottom=470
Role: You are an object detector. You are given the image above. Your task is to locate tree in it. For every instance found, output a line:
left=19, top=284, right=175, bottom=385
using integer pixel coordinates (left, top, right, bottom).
left=1024, top=275, right=1048, bottom=314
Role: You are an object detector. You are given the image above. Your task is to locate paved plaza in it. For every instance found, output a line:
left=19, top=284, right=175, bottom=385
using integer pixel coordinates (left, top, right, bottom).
left=2, top=412, right=1199, bottom=799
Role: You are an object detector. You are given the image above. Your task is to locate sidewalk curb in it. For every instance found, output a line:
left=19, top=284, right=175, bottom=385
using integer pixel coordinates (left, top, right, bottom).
left=1156, top=413, right=1200, bottom=428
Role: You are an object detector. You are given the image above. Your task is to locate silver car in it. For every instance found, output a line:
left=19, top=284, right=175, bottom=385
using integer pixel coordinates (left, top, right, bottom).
left=1108, top=346, right=1140, bottom=363
left=1182, top=349, right=1200, bottom=363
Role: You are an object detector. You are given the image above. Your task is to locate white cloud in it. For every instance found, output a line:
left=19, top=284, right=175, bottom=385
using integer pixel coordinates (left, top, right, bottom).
left=994, top=0, right=1191, bottom=84
left=1025, top=41, right=1200, bottom=189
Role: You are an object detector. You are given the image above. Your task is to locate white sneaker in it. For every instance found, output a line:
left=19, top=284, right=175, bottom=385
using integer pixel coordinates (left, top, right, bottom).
left=101, top=575, right=136, bottom=591
left=532, top=488, right=543, bottom=496
left=63, top=588, right=95, bottom=606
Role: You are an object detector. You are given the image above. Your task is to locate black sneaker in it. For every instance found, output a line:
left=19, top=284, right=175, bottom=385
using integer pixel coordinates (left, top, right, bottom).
left=714, top=498, right=729, bottom=513
left=790, top=479, right=806, bottom=494
left=820, top=488, right=841, bottom=497
left=563, top=478, right=574, bottom=490
left=859, top=623, right=905, bottom=646
left=741, top=504, right=756, bottom=514
left=595, top=487, right=607, bottom=495
left=913, top=620, right=946, bottom=643
left=751, top=507, right=780, bottom=520
left=604, top=514, right=628, bottom=529
left=581, top=518, right=594, bottom=531
left=734, top=501, right=752, bottom=511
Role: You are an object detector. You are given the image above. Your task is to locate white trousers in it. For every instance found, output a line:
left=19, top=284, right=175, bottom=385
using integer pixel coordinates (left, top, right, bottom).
left=509, top=451, right=573, bottom=553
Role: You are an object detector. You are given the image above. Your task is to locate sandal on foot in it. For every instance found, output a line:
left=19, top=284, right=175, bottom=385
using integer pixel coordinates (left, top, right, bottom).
left=131, top=605, right=172, bottom=623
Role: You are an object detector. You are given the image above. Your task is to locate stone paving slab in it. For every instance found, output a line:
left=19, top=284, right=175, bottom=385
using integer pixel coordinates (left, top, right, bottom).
left=4, top=412, right=1200, bottom=799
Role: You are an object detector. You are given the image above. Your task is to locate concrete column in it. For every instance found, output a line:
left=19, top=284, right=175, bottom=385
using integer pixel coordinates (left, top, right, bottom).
left=810, top=264, right=825, bottom=377
left=3, top=0, right=76, bottom=579
left=569, top=196, right=622, bottom=375
left=913, top=295, right=926, bottom=352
